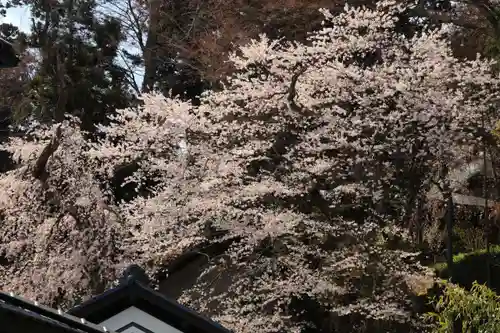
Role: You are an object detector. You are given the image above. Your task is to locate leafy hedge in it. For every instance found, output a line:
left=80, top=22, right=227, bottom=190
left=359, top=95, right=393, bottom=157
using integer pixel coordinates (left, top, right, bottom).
left=433, top=245, right=500, bottom=292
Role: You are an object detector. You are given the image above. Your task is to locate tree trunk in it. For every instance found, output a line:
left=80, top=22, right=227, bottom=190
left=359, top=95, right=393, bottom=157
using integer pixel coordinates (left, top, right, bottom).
left=141, top=0, right=161, bottom=93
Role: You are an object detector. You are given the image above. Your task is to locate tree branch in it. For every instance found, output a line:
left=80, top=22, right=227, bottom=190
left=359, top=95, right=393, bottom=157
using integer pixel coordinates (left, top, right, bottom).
left=32, top=124, right=62, bottom=181
left=285, top=65, right=308, bottom=114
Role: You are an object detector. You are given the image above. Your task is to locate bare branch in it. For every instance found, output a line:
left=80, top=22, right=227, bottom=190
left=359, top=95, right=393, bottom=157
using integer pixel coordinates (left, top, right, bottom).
left=285, top=65, right=308, bottom=114
left=32, top=124, right=62, bottom=181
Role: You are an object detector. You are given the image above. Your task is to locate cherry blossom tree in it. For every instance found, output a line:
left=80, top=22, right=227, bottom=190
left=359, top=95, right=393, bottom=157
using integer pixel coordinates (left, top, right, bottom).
left=1, top=0, right=500, bottom=331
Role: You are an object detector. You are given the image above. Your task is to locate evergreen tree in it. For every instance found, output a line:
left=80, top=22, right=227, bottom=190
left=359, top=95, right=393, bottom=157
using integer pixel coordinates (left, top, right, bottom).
left=6, top=0, right=133, bottom=132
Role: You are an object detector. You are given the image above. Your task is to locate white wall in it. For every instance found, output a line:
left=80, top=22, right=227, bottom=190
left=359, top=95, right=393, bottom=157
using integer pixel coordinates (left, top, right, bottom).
left=99, top=306, right=184, bottom=333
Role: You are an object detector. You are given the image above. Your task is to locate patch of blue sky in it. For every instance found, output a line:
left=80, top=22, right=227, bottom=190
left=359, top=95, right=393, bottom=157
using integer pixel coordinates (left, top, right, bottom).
left=3, top=5, right=31, bottom=33
left=1, top=3, right=144, bottom=91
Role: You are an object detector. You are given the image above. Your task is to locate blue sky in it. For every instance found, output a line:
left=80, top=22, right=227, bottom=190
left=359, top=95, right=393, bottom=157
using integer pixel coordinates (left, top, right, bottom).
left=3, top=6, right=31, bottom=33
left=2, top=4, right=144, bottom=91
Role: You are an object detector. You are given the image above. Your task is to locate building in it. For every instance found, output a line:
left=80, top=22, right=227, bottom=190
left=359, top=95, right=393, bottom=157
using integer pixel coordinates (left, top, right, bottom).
left=0, top=265, right=231, bottom=333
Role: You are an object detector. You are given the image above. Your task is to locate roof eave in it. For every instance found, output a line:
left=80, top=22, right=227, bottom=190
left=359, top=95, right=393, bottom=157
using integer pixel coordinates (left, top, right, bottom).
left=67, top=279, right=231, bottom=333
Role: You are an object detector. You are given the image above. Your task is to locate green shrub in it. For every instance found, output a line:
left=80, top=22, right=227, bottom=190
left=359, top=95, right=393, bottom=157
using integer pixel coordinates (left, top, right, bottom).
left=427, top=282, right=500, bottom=333
left=433, top=245, right=500, bottom=293
left=454, top=227, right=486, bottom=252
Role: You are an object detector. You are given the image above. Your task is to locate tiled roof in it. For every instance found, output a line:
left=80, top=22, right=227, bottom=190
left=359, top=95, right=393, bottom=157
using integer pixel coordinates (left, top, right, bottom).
left=0, top=291, right=116, bottom=333
left=0, top=265, right=231, bottom=333
left=68, top=265, right=232, bottom=333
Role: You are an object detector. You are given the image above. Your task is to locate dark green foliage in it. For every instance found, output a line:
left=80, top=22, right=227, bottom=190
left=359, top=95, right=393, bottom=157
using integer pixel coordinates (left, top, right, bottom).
left=7, top=0, right=134, bottom=132
left=434, top=246, right=500, bottom=293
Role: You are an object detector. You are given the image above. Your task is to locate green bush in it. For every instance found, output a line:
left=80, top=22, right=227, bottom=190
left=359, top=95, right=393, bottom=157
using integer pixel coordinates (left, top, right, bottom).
left=454, top=227, right=486, bottom=252
left=433, top=245, right=500, bottom=293
left=427, top=282, right=500, bottom=333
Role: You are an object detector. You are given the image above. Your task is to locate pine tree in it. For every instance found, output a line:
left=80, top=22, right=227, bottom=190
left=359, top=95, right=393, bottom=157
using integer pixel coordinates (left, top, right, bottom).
left=8, top=0, right=133, bottom=132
